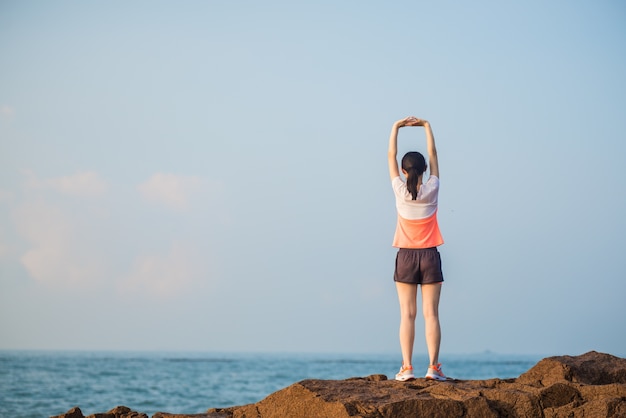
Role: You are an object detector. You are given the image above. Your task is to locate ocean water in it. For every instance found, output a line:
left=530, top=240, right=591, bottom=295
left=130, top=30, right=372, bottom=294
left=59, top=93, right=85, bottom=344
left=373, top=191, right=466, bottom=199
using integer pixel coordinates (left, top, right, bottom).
left=0, top=350, right=543, bottom=418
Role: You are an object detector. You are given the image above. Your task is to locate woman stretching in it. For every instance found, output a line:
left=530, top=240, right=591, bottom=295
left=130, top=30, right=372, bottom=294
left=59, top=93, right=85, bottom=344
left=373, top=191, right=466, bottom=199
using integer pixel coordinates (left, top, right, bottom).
left=388, top=116, right=449, bottom=381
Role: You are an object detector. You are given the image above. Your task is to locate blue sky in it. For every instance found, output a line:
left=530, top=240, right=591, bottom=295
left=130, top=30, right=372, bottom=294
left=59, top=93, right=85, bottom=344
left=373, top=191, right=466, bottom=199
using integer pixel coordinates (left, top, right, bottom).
left=1, top=1, right=625, bottom=357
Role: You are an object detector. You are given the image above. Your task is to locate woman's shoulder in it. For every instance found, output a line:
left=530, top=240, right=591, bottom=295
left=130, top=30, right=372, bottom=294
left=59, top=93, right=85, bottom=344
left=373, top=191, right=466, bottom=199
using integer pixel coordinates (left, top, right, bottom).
left=424, top=175, right=440, bottom=189
left=391, top=176, right=410, bottom=198
left=391, top=176, right=406, bottom=190
left=391, top=176, right=404, bottom=185
left=418, top=176, right=440, bottom=200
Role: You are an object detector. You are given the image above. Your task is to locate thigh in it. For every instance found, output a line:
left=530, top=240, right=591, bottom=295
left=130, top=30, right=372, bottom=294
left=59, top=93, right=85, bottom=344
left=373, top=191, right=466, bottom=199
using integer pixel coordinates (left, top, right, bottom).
left=421, top=283, right=442, bottom=316
left=396, top=281, right=418, bottom=314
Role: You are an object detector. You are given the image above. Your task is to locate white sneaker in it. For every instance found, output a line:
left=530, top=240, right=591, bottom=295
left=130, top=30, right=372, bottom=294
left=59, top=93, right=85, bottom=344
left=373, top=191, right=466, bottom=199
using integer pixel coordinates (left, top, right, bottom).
left=425, top=363, right=450, bottom=381
left=395, top=365, right=415, bottom=381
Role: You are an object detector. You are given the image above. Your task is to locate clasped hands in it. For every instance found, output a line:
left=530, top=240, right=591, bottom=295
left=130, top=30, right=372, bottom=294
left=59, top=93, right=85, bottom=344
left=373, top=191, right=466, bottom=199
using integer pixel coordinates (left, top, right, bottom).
left=395, top=116, right=428, bottom=127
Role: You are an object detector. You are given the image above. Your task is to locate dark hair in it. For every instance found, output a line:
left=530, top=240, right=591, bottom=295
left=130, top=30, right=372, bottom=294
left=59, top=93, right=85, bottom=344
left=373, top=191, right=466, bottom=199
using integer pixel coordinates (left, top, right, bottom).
left=401, top=152, right=427, bottom=200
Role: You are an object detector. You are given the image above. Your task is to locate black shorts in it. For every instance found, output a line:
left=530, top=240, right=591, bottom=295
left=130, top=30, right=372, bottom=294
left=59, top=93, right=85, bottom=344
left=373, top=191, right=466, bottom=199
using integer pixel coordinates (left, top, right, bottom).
left=394, top=247, right=444, bottom=285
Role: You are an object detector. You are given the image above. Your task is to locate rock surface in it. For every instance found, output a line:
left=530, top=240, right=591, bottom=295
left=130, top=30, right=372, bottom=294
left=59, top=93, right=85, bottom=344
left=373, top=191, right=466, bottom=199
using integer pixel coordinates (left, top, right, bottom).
left=51, top=406, right=148, bottom=418
left=53, top=351, right=626, bottom=418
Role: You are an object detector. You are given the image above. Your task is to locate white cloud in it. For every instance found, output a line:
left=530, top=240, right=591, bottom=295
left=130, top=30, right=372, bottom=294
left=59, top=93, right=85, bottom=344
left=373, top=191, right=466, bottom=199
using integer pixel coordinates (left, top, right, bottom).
left=13, top=201, right=104, bottom=285
left=0, top=104, right=15, bottom=120
left=118, top=241, right=206, bottom=299
left=138, top=173, right=204, bottom=210
left=23, top=170, right=108, bottom=197
left=47, top=171, right=108, bottom=197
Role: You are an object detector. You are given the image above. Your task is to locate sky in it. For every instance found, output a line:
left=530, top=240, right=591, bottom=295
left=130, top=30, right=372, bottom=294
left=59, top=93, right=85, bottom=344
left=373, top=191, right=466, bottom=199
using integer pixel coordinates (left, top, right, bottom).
left=1, top=1, right=625, bottom=357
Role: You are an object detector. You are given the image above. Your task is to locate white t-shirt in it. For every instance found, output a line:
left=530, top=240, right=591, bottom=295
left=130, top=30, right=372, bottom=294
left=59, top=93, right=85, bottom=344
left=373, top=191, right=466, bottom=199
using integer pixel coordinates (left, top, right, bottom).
left=391, top=175, right=443, bottom=248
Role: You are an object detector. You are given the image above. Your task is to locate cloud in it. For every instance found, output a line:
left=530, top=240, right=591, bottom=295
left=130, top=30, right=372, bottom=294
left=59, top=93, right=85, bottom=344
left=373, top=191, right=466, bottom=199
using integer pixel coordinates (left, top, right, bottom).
left=9, top=171, right=219, bottom=292
left=118, top=241, right=206, bottom=299
left=0, top=104, right=15, bottom=120
left=13, top=201, right=104, bottom=285
left=137, top=173, right=204, bottom=210
left=24, top=170, right=108, bottom=197
left=8, top=171, right=110, bottom=285
left=46, top=171, right=108, bottom=197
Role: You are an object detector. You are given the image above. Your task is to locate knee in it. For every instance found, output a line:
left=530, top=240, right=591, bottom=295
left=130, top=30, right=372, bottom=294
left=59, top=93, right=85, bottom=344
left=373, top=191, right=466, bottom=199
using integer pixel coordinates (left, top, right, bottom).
left=401, top=308, right=417, bottom=322
left=423, top=307, right=439, bottom=321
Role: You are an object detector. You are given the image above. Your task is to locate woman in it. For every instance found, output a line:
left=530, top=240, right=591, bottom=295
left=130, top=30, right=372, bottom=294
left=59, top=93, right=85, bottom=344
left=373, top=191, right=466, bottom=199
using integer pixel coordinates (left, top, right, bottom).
left=388, top=116, right=449, bottom=381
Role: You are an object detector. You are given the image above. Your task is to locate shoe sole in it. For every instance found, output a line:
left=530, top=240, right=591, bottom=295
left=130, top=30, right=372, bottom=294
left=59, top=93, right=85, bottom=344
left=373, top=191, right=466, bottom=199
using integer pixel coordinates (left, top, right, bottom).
left=395, top=375, right=415, bottom=382
left=425, top=375, right=450, bottom=381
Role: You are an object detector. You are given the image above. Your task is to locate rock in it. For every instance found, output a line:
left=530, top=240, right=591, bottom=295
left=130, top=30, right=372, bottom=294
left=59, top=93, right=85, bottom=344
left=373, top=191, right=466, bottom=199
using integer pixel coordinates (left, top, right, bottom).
left=205, top=351, right=626, bottom=418
left=51, top=406, right=147, bottom=418
left=53, top=351, right=626, bottom=418
left=51, top=406, right=84, bottom=418
left=84, top=405, right=148, bottom=418
left=152, top=414, right=226, bottom=418
left=518, top=350, right=626, bottom=386
left=210, top=377, right=542, bottom=418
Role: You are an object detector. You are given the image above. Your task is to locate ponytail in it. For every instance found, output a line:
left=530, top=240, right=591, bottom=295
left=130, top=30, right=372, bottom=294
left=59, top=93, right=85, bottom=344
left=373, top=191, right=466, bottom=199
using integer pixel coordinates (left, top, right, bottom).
left=401, top=152, right=427, bottom=201
left=406, top=167, right=420, bottom=200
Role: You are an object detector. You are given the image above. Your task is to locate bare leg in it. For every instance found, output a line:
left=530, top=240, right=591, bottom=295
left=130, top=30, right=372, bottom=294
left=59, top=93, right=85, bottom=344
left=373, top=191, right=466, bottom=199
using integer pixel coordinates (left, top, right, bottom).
left=421, top=283, right=442, bottom=366
left=396, top=282, right=418, bottom=367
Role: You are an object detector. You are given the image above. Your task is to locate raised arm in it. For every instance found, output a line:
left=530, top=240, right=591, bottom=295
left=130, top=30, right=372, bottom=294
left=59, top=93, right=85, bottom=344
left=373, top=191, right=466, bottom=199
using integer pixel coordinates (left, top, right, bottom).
left=422, top=120, right=439, bottom=179
left=388, top=116, right=418, bottom=180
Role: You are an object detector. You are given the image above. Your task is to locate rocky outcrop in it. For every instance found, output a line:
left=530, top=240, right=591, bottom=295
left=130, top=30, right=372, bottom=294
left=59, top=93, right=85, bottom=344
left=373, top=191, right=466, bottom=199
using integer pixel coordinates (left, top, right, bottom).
left=53, top=351, right=626, bottom=418
left=51, top=406, right=148, bottom=418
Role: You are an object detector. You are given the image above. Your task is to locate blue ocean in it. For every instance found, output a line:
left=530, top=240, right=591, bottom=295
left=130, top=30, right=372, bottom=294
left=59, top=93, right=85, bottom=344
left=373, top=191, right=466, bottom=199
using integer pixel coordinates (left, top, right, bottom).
left=0, top=351, right=543, bottom=418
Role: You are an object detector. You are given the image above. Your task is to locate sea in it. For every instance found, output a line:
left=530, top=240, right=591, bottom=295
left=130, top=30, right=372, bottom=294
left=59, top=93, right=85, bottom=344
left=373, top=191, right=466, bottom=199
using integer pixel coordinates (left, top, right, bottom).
left=0, top=350, right=544, bottom=418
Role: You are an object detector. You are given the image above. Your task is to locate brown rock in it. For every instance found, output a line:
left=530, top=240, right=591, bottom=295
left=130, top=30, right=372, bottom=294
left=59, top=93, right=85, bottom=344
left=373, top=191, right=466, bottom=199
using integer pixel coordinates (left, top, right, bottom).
left=51, top=406, right=84, bottom=418
left=55, top=351, right=626, bottom=418
left=85, top=406, right=148, bottom=418
left=518, top=350, right=626, bottom=386
left=205, top=351, right=626, bottom=418
left=153, top=414, right=225, bottom=418
left=51, top=406, right=148, bottom=418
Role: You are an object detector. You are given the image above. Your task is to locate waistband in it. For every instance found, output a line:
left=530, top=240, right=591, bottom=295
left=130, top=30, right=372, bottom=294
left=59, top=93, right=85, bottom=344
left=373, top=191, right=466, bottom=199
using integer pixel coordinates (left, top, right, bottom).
left=398, top=247, right=438, bottom=252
